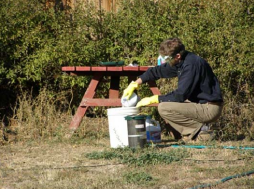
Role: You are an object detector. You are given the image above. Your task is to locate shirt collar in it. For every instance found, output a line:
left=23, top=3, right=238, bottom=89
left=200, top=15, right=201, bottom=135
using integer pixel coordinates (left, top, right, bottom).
left=175, top=51, right=189, bottom=68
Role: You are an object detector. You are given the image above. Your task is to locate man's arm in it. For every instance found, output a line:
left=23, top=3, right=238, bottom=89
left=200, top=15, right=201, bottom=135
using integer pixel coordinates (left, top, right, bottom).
left=122, top=64, right=177, bottom=100
left=139, top=64, right=178, bottom=84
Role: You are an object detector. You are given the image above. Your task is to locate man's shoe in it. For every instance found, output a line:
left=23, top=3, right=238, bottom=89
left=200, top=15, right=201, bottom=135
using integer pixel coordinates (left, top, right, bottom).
left=196, top=130, right=215, bottom=142
left=201, top=125, right=210, bottom=132
left=182, top=130, right=215, bottom=143
left=181, top=135, right=197, bottom=144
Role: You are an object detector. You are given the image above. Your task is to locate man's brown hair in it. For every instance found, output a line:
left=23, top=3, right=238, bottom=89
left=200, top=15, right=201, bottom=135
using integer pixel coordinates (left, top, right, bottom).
left=158, top=38, right=185, bottom=57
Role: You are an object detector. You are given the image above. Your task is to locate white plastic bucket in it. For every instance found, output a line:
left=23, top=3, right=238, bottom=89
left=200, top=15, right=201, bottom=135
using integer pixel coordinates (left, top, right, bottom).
left=107, top=107, right=139, bottom=148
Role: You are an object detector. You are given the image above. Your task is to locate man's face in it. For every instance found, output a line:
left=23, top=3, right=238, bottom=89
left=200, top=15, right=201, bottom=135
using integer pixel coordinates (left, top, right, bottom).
left=168, top=59, right=179, bottom=66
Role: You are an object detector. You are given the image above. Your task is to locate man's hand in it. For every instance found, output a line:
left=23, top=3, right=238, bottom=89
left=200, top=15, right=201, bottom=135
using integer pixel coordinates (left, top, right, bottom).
left=136, top=95, right=159, bottom=107
left=122, top=81, right=139, bottom=99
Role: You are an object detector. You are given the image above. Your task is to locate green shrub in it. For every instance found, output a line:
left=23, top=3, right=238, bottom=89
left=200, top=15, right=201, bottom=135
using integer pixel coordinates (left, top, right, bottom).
left=1, top=0, right=253, bottom=140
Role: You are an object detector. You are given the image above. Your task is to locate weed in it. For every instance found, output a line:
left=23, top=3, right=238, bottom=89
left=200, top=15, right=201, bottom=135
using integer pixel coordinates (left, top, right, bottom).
left=85, top=147, right=189, bottom=166
left=123, top=171, right=153, bottom=185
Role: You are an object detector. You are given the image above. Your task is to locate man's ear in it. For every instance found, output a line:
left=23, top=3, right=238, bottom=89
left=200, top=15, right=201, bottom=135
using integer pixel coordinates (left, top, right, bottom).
left=175, top=53, right=181, bottom=60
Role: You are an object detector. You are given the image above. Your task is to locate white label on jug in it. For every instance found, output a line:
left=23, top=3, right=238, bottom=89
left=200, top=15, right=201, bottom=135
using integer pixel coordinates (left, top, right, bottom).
left=151, top=132, right=161, bottom=137
left=135, top=124, right=144, bottom=129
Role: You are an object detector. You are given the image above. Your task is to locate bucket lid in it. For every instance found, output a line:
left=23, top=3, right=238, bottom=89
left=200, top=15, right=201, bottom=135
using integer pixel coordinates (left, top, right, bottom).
left=125, top=115, right=147, bottom=121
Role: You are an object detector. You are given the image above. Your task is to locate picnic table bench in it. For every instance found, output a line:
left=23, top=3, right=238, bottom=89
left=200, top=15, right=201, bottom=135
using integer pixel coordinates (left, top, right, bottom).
left=62, top=66, right=161, bottom=130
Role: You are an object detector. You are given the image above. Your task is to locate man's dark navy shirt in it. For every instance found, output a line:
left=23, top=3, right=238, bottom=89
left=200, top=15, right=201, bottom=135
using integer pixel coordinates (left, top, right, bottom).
left=139, top=51, right=223, bottom=104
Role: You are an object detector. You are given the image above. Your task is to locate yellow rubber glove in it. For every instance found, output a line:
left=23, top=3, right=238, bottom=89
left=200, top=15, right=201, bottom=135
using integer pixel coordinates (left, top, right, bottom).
left=136, top=95, right=159, bottom=107
left=122, top=81, right=139, bottom=99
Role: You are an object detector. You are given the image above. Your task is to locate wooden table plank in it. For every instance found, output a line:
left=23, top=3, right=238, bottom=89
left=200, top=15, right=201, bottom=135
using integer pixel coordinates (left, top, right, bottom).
left=76, top=66, right=91, bottom=71
left=61, top=66, right=154, bottom=72
left=80, top=98, right=158, bottom=107
left=123, top=66, right=139, bottom=71
left=81, top=98, right=122, bottom=106
left=62, top=67, right=75, bottom=71
left=139, top=66, right=153, bottom=71
left=107, top=67, right=123, bottom=71
left=92, top=67, right=107, bottom=71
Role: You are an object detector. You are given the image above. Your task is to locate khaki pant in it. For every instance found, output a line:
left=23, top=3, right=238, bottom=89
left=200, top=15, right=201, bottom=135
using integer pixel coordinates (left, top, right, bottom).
left=158, top=102, right=223, bottom=139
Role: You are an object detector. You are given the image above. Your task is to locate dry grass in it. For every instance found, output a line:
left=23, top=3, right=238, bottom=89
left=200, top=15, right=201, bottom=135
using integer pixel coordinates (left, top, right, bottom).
left=1, top=137, right=254, bottom=189
left=0, top=88, right=109, bottom=144
left=1, top=90, right=254, bottom=188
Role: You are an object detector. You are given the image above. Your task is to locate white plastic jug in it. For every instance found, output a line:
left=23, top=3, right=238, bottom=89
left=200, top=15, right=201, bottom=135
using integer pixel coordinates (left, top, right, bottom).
left=146, top=115, right=161, bottom=143
left=121, top=92, right=140, bottom=107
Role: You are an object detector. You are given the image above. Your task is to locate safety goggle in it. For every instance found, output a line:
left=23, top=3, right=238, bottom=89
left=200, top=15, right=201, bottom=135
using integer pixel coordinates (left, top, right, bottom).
left=161, top=55, right=173, bottom=63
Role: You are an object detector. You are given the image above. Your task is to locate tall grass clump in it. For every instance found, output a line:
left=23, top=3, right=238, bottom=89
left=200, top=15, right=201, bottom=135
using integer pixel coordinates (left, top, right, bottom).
left=4, top=88, right=71, bottom=142
left=0, top=87, right=110, bottom=144
left=216, top=98, right=254, bottom=141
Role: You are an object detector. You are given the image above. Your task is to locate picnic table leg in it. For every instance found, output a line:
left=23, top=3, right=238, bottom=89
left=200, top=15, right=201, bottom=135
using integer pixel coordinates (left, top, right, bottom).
left=109, top=76, right=120, bottom=99
left=128, top=76, right=137, bottom=84
left=148, top=80, right=161, bottom=95
left=69, top=74, right=103, bottom=130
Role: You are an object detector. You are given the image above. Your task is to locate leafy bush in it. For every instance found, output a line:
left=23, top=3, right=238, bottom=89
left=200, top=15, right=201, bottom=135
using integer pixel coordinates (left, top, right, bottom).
left=1, top=0, right=254, bottom=140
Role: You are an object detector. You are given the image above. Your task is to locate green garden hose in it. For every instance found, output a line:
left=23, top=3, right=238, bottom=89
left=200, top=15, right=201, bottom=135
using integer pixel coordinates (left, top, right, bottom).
left=170, top=145, right=254, bottom=150
left=187, top=169, right=254, bottom=189
left=167, top=144, right=254, bottom=188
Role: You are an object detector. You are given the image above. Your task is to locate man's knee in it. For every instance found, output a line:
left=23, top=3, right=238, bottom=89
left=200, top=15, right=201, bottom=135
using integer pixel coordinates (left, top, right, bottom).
left=158, top=102, right=174, bottom=116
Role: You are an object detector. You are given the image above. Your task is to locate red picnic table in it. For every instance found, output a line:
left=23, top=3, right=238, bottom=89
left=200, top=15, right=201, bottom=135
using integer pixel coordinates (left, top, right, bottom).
left=62, top=66, right=161, bottom=130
